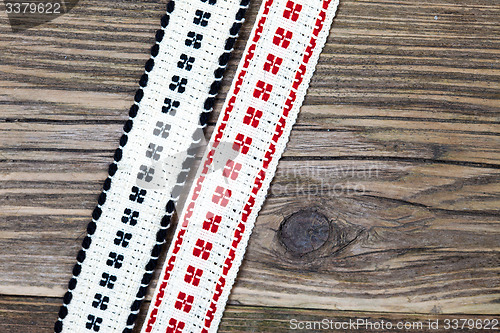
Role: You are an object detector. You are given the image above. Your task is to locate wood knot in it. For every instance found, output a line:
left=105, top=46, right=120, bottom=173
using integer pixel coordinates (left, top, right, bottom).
left=278, top=209, right=330, bottom=256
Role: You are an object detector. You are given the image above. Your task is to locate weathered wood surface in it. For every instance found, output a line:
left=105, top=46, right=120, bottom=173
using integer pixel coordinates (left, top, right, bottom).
left=0, top=0, right=499, bottom=331
left=1, top=296, right=499, bottom=333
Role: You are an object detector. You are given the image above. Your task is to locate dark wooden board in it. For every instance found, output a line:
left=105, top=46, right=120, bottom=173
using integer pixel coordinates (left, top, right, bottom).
left=0, top=0, right=499, bottom=330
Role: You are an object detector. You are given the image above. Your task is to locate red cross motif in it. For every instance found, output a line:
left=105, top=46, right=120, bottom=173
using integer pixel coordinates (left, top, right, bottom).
left=253, top=80, right=273, bottom=101
left=184, top=265, right=203, bottom=286
left=273, top=27, right=293, bottom=49
left=263, top=54, right=283, bottom=74
left=166, top=318, right=185, bottom=333
left=174, top=292, right=194, bottom=313
left=222, top=159, right=242, bottom=180
left=193, top=239, right=212, bottom=260
left=203, top=212, right=221, bottom=233
left=283, top=0, right=302, bottom=21
left=232, top=133, right=252, bottom=154
left=212, top=186, right=231, bottom=207
left=243, top=107, right=263, bottom=128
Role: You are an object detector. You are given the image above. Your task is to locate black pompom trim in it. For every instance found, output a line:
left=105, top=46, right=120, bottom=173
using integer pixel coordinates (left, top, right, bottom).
left=87, top=221, right=97, bottom=235
left=165, top=202, right=176, bottom=215
left=161, top=14, right=170, bottom=28
left=108, top=162, right=118, bottom=176
left=156, top=228, right=168, bottom=242
left=120, top=134, right=129, bottom=147
left=72, top=263, right=81, bottom=276
left=123, top=119, right=133, bottom=133
left=76, top=250, right=86, bottom=263
left=204, top=97, right=215, bottom=110
left=230, top=22, right=242, bottom=36
left=209, top=81, right=221, bottom=95
left=141, top=273, right=153, bottom=285
left=114, top=148, right=123, bottom=162
left=139, top=73, right=149, bottom=87
left=235, top=8, right=246, bottom=20
left=214, top=67, right=225, bottom=79
left=58, top=305, right=68, bottom=319
left=218, top=52, right=231, bottom=66
left=225, top=37, right=236, bottom=51
left=98, top=193, right=106, bottom=206
left=152, top=44, right=160, bottom=58
left=82, top=236, right=92, bottom=249
left=136, top=286, right=147, bottom=299
left=129, top=104, right=139, bottom=118
left=92, top=207, right=102, bottom=220
left=127, top=313, right=137, bottom=326
left=145, top=259, right=157, bottom=272
left=54, top=320, right=63, bottom=333
left=145, top=59, right=155, bottom=72
left=134, top=89, right=144, bottom=103
left=166, top=0, right=175, bottom=13
left=199, top=111, right=210, bottom=127
left=63, top=291, right=72, bottom=305
left=155, top=29, right=165, bottom=43
left=103, top=177, right=112, bottom=191
left=68, top=277, right=77, bottom=290
left=131, top=300, right=142, bottom=311
left=152, top=244, right=162, bottom=257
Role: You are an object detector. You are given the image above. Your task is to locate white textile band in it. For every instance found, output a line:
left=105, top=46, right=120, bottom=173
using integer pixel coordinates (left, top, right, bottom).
left=55, top=0, right=249, bottom=332
left=141, top=0, right=339, bottom=331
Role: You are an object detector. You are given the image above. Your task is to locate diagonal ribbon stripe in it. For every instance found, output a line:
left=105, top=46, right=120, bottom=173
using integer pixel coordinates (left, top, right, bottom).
left=140, top=0, right=339, bottom=331
left=54, top=0, right=250, bottom=332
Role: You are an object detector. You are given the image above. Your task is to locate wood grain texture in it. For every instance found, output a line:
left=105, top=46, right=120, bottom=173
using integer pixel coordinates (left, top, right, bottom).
left=0, top=0, right=499, bottom=330
left=2, top=296, right=499, bottom=333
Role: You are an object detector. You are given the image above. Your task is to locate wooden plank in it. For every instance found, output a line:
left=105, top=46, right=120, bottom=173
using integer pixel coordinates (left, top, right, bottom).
left=0, top=0, right=498, bottom=321
left=1, top=296, right=498, bottom=333
left=1, top=159, right=498, bottom=313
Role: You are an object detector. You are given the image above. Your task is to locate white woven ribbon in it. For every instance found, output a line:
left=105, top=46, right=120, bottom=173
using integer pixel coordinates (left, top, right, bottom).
left=55, top=0, right=249, bottom=331
left=141, top=0, right=339, bottom=331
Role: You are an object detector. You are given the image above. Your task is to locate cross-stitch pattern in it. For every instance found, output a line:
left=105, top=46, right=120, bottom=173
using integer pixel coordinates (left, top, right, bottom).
left=140, top=0, right=340, bottom=332
left=54, top=0, right=250, bottom=332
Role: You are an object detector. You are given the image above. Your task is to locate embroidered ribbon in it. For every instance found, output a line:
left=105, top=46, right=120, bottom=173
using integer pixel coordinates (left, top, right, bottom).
left=54, top=0, right=249, bottom=332
left=140, top=0, right=339, bottom=331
